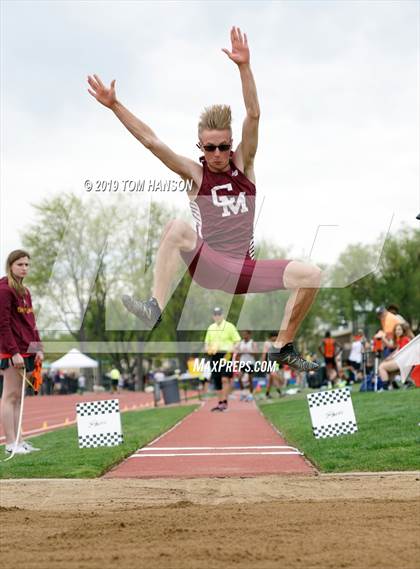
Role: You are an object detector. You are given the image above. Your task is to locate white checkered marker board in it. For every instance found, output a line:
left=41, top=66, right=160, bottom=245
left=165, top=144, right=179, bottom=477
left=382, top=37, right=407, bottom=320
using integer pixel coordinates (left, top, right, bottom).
left=307, top=388, right=358, bottom=439
left=76, top=399, right=123, bottom=448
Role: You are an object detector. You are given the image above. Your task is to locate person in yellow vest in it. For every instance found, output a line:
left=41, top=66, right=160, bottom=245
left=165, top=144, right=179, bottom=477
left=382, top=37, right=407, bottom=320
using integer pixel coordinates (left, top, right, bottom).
left=204, top=307, right=241, bottom=412
left=110, top=367, right=121, bottom=393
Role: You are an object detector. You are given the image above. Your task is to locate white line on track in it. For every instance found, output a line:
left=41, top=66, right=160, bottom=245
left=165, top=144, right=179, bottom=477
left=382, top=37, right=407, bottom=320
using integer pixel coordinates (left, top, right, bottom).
left=139, top=446, right=299, bottom=451
left=130, top=451, right=302, bottom=458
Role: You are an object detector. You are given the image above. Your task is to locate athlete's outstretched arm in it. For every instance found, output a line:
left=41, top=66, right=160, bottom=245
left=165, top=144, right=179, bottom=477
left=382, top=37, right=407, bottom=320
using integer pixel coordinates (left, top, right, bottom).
left=87, top=74, right=201, bottom=184
left=222, top=27, right=260, bottom=173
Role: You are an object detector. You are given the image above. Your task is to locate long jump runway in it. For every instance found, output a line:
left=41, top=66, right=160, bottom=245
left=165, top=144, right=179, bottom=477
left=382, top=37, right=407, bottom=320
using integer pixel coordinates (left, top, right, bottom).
left=105, top=399, right=314, bottom=478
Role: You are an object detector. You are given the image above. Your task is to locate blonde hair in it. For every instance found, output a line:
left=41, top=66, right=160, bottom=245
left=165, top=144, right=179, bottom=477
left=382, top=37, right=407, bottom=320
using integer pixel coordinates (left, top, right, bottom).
left=5, top=249, right=30, bottom=296
left=198, top=104, right=232, bottom=135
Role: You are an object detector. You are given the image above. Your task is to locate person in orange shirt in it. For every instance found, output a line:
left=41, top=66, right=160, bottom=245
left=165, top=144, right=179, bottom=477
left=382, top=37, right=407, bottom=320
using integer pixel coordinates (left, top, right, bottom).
left=319, top=331, right=342, bottom=384
left=375, top=306, right=404, bottom=357
left=386, top=304, right=414, bottom=339
left=376, top=306, right=400, bottom=338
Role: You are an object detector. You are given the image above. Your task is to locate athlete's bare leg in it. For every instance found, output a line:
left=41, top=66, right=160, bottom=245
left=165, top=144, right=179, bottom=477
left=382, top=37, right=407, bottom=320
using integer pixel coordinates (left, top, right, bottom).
left=152, top=219, right=197, bottom=309
left=274, top=261, right=322, bottom=348
left=0, top=366, right=24, bottom=445
left=122, top=219, right=197, bottom=326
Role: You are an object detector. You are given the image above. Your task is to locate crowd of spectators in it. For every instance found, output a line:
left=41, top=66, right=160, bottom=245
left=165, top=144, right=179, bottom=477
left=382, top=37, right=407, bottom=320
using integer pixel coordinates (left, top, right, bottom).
left=3, top=303, right=415, bottom=400
left=315, top=304, right=417, bottom=391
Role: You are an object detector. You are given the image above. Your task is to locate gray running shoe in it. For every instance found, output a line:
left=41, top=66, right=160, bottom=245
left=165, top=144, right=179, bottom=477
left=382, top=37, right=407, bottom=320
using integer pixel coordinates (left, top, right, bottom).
left=268, top=343, right=320, bottom=372
left=121, top=295, right=162, bottom=328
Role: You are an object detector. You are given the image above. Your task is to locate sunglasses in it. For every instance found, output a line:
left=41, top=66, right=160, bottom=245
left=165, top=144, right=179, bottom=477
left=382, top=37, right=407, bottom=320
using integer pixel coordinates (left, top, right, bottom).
left=197, top=143, right=232, bottom=152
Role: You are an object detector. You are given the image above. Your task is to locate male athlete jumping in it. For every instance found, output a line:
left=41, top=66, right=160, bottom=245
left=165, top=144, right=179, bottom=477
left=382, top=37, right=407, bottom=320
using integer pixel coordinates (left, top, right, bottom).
left=88, top=27, right=321, bottom=371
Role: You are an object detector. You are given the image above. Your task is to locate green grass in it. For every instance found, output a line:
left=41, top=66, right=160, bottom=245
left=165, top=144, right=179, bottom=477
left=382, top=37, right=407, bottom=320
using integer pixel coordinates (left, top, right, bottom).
left=259, top=389, right=420, bottom=473
left=0, top=405, right=197, bottom=479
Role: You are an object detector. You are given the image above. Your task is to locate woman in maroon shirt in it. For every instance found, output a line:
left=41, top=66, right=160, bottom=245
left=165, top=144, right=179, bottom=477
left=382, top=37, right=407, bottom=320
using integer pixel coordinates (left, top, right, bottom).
left=0, top=250, right=43, bottom=455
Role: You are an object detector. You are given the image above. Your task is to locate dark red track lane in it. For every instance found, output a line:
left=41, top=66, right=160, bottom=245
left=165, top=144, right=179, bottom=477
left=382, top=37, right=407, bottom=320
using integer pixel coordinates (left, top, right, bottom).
left=105, top=400, right=314, bottom=478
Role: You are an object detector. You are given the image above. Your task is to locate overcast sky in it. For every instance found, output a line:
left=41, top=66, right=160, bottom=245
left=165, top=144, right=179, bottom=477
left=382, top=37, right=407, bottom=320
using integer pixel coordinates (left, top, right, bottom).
left=1, top=0, right=419, bottom=273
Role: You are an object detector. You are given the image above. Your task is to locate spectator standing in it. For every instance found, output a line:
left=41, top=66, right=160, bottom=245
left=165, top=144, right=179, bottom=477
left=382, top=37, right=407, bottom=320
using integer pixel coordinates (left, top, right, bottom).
left=78, top=374, right=86, bottom=395
left=348, top=330, right=365, bottom=378
left=262, top=332, right=285, bottom=398
left=0, top=250, right=43, bottom=456
left=235, top=330, right=258, bottom=401
left=110, top=367, right=121, bottom=393
left=204, top=307, right=241, bottom=412
left=319, top=331, right=342, bottom=384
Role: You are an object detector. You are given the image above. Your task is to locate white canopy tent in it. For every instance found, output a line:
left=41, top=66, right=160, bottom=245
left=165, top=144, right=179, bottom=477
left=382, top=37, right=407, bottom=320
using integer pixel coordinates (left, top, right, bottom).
left=50, top=349, right=99, bottom=390
left=50, top=349, right=98, bottom=369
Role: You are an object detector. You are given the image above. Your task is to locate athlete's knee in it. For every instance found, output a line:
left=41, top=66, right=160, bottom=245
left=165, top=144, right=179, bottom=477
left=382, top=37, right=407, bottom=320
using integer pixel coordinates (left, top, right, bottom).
left=163, top=218, right=181, bottom=237
left=304, top=264, right=322, bottom=287
left=163, top=219, right=189, bottom=244
left=285, top=262, right=322, bottom=288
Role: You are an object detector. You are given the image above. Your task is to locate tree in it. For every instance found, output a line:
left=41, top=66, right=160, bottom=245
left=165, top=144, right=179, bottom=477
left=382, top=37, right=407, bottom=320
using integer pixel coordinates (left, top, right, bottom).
left=313, top=226, right=420, bottom=337
left=375, top=226, right=420, bottom=330
left=22, top=193, right=178, bottom=386
left=23, top=191, right=419, bottom=378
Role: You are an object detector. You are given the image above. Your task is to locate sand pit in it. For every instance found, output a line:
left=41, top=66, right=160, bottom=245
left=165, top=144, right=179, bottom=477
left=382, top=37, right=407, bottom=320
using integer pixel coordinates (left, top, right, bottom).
left=1, top=473, right=419, bottom=569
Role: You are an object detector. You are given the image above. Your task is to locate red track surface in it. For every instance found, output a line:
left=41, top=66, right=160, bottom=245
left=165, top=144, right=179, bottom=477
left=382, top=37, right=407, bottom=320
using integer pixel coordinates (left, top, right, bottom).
left=105, top=399, right=314, bottom=478
left=0, top=391, right=155, bottom=442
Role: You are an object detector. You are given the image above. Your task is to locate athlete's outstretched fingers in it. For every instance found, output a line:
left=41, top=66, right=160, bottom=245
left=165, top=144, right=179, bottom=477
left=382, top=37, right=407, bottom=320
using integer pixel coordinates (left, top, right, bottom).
left=93, top=74, right=105, bottom=88
left=87, top=75, right=99, bottom=91
left=244, top=32, right=248, bottom=46
left=237, top=28, right=243, bottom=44
left=87, top=89, right=96, bottom=98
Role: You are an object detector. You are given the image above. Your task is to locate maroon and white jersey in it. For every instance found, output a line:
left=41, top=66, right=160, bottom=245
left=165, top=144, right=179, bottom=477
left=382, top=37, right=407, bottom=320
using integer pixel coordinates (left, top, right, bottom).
left=189, top=155, right=256, bottom=260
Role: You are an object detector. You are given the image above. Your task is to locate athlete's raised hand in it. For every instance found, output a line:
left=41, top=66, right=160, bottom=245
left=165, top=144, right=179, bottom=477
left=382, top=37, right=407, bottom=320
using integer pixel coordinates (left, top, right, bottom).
left=87, top=74, right=117, bottom=108
left=222, top=26, right=250, bottom=66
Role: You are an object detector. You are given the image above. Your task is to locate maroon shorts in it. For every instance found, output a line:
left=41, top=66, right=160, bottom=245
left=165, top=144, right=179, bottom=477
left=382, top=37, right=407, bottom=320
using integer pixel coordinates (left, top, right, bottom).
left=180, top=238, right=291, bottom=294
